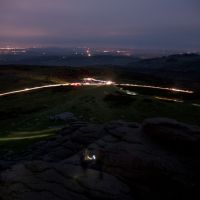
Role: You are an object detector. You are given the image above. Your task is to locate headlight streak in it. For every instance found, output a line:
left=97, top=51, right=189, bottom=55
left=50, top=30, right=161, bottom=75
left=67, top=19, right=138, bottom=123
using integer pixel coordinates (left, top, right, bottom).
left=154, top=96, right=184, bottom=103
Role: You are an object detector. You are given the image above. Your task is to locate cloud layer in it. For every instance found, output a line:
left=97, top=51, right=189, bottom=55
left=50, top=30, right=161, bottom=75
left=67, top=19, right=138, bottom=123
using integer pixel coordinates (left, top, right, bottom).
left=0, top=0, right=199, bottom=50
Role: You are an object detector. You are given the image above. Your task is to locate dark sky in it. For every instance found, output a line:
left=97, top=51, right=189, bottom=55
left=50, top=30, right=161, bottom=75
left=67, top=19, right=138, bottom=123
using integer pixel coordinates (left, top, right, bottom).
left=0, top=0, right=200, bottom=50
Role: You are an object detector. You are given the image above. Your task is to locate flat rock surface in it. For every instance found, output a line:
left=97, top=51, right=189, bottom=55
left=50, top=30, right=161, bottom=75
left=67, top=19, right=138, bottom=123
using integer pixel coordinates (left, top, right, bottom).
left=0, top=161, right=132, bottom=200
left=0, top=118, right=200, bottom=200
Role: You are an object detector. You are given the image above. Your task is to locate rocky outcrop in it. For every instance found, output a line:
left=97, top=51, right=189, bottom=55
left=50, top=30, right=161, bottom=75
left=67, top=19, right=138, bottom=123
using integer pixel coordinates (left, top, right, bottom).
left=0, top=118, right=200, bottom=200
left=0, top=161, right=132, bottom=200
left=143, top=118, right=200, bottom=153
left=50, top=112, right=77, bottom=122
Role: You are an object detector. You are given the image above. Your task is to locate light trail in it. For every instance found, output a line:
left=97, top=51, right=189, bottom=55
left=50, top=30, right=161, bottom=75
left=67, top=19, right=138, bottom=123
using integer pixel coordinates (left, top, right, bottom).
left=118, top=83, right=194, bottom=94
left=84, top=78, right=194, bottom=93
left=0, top=77, right=194, bottom=97
left=0, top=83, right=70, bottom=97
left=154, top=96, right=184, bottom=103
left=0, top=82, right=111, bottom=97
left=192, top=103, right=200, bottom=107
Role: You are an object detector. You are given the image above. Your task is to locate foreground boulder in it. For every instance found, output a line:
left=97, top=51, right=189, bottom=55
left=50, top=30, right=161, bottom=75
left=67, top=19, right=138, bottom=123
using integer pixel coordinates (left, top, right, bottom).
left=143, top=118, right=200, bottom=153
left=0, top=161, right=132, bottom=200
left=0, top=118, right=200, bottom=200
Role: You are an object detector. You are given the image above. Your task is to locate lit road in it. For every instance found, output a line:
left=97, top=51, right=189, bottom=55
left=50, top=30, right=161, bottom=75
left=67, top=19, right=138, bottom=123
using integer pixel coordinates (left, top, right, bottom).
left=0, top=77, right=194, bottom=97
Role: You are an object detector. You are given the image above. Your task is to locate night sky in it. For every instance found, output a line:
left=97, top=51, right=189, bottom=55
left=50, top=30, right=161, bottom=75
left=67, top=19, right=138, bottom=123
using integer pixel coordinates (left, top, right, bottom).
left=0, top=0, right=200, bottom=50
